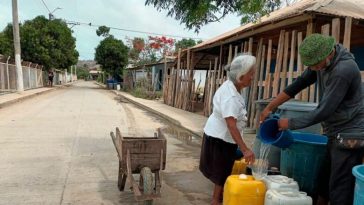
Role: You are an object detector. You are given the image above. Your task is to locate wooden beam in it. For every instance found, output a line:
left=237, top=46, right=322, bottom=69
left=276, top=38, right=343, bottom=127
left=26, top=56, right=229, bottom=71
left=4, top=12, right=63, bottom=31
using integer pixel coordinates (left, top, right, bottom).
left=173, top=49, right=181, bottom=106
left=288, top=30, right=297, bottom=85
left=184, top=49, right=191, bottom=110
left=204, top=61, right=212, bottom=116
left=321, top=24, right=330, bottom=36
left=296, top=32, right=304, bottom=100
left=332, top=18, right=341, bottom=43
left=209, top=58, right=218, bottom=115
left=248, top=38, right=253, bottom=54
left=258, top=45, right=266, bottom=100
left=234, top=46, right=238, bottom=57
left=272, top=30, right=285, bottom=97
left=228, top=44, right=233, bottom=64
left=280, top=32, right=290, bottom=93
left=307, top=20, right=315, bottom=102
left=244, top=41, right=248, bottom=52
left=264, top=39, right=272, bottom=99
left=241, top=42, right=244, bottom=52
left=249, top=38, right=263, bottom=128
left=217, top=45, right=224, bottom=81
left=343, top=17, right=352, bottom=51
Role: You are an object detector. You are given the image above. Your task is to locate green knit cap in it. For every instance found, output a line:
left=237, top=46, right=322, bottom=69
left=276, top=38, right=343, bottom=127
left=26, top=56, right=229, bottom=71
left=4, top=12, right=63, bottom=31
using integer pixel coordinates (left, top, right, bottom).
left=299, top=34, right=336, bottom=66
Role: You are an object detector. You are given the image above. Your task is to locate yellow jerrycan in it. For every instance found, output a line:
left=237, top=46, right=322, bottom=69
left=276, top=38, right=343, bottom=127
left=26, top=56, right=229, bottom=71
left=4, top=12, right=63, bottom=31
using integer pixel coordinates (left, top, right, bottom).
left=231, top=159, right=248, bottom=175
left=223, top=174, right=266, bottom=205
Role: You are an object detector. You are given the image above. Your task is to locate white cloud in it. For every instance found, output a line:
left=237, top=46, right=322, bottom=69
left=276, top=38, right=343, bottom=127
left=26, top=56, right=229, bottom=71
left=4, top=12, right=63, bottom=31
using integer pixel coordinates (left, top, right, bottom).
left=0, top=0, right=242, bottom=60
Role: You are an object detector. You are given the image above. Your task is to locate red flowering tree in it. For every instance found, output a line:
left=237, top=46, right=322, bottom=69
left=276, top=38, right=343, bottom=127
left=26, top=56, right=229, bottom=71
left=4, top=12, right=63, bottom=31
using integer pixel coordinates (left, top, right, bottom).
left=148, top=36, right=175, bottom=56
left=127, top=36, right=175, bottom=66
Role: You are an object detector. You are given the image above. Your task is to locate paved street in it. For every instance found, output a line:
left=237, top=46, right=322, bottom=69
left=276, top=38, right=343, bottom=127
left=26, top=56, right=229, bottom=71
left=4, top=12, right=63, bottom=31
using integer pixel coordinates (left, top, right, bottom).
left=0, top=81, right=212, bottom=205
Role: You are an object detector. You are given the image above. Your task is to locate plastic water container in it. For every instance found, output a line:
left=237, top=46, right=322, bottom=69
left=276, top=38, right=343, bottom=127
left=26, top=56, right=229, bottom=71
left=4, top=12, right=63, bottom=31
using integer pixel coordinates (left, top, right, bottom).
left=259, top=118, right=294, bottom=148
left=262, top=175, right=299, bottom=190
left=231, top=159, right=247, bottom=175
left=223, top=174, right=266, bottom=205
left=278, top=101, right=321, bottom=134
left=353, top=165, right=364, bottom=205
left=280, top=132, right=328, bottom=196
left=264, top=189, right=312, bottom=205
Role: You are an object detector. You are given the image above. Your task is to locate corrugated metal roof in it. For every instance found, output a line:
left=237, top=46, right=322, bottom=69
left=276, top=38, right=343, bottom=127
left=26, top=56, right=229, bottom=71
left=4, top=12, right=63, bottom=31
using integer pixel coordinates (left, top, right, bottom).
left=192, top=0, right=364, bottom=50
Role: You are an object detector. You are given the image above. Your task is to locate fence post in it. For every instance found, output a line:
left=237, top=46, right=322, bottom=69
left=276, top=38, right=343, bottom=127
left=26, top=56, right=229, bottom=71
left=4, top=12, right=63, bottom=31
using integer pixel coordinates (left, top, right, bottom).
left=6, top=56, right=10, bottom=90
left=28, top=63, right=32, bottom=89
left=35, top=66, right=38, bottom=87
left=64, top=69, right=67, bottom=84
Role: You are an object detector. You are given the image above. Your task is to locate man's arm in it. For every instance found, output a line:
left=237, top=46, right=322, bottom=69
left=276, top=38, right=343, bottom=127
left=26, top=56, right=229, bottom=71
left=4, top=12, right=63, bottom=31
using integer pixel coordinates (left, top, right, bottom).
left=260, top=69, right=317, bottom=122
left=288, top=76, right=350, bottom=130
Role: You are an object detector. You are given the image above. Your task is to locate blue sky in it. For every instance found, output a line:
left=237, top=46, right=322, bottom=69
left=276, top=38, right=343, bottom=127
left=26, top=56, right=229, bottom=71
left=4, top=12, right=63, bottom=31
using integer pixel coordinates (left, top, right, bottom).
left=0, top=0, right=242, bottom=60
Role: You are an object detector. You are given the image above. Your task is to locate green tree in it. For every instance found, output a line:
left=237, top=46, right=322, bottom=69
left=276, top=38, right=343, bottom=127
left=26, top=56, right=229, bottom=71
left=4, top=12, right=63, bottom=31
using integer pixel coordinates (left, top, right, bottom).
left=76, top=67, right=90, bottom=79
left=145, top=0, right=298, bottom=32
left=0, top=16, right=79, bottom=70
left=94, top=36, right=129, bottom=78
left=96, top=26, right=110, bottom=37
left=0, top=24, right=14, bottom=56
left=175, top=38, right=199, bottom=50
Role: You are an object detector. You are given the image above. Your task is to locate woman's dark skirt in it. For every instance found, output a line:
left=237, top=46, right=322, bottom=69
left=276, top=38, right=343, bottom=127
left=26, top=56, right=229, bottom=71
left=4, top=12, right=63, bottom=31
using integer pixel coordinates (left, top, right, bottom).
left=199, top=133, right=238, bottom=186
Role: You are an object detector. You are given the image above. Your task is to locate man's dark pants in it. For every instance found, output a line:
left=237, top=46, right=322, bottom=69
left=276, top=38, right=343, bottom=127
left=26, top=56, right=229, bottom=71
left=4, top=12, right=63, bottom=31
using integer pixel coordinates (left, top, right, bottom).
left=317, top=139, right=364, bottom=205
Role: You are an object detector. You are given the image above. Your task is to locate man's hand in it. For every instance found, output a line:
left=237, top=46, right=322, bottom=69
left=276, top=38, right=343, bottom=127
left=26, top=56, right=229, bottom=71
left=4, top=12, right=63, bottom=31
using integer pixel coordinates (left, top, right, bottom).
left=259, top=108, right=271, bottom=124
left=278, top=118, right=289, bottom=130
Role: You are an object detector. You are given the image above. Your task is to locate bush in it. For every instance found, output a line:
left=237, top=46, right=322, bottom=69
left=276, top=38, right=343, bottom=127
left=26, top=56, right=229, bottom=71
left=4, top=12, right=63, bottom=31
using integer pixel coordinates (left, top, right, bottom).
left=129, top=77, right=162, bottom=100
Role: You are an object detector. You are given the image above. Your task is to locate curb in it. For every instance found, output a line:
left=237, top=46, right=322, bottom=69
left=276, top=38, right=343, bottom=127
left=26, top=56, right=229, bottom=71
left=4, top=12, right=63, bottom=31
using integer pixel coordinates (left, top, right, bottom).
left=0, top=81, right=77, bottom=109
left=0, top=88, right=56, bottom=109
left=117, top=91, right=202, bottom=137
left=94, top=82, right=202, bottom=137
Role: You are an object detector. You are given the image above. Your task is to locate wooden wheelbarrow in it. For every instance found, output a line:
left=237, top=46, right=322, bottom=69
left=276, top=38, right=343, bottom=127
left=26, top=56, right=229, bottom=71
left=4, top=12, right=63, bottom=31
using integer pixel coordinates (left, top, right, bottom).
left=110, top=127, right=167, bottom=205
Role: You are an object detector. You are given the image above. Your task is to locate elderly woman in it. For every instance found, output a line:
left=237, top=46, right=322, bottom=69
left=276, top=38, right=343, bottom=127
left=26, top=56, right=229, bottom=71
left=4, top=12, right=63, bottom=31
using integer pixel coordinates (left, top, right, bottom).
left=199, top=54, right=256, bottom=205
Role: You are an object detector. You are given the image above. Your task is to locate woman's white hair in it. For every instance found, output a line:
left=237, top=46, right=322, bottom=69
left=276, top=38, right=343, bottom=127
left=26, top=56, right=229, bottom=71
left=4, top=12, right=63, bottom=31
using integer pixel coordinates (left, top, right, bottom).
left=224, top=53, right=256, bottom=84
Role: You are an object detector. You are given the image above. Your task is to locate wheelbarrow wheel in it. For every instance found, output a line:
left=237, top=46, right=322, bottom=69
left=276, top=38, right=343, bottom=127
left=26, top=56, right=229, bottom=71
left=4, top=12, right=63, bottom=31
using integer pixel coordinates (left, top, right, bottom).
left=140, top=167, right=154, bottom=205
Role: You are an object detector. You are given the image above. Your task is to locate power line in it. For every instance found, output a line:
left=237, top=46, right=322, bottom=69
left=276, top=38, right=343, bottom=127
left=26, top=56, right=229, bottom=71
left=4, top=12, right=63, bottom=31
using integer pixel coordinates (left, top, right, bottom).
left=40, top=0, right=51, bottom=13
left=64, top=19, right=205, bottom=40
left=38, top=0, right=204, bottom=40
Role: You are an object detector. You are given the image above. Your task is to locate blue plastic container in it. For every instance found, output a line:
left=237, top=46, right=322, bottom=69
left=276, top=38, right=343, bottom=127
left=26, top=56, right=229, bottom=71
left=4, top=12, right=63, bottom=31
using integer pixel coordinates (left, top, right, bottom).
left=259, top=118, right=294, bottom=148
left=353, top=165, right=364, bottom=205
left=280, top=132, right=328, bottom=196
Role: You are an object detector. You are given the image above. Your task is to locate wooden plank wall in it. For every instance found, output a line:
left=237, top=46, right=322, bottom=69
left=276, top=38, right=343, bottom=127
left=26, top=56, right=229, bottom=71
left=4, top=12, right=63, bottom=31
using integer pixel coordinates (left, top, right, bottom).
left=163, top=49, right=196, bottom=111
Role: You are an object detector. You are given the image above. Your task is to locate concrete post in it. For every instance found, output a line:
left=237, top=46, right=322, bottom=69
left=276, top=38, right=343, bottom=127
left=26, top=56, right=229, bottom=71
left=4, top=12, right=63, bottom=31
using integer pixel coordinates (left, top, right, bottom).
left=12, top=0, right=24, bottom=92
left=1, top=61, right=5, bottom=90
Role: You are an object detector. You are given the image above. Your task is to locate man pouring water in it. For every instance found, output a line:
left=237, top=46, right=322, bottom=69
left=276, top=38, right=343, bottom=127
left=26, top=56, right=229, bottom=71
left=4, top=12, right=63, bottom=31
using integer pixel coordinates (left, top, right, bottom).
left=260, top=34, right=364, bottom=205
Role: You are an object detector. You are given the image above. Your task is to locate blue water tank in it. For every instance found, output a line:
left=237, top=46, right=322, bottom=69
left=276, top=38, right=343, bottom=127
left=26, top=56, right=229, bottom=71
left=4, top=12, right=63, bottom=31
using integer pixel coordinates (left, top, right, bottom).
left=353, top=165, right=364, bottom=205
left=280, top=132, right=328, bottom=196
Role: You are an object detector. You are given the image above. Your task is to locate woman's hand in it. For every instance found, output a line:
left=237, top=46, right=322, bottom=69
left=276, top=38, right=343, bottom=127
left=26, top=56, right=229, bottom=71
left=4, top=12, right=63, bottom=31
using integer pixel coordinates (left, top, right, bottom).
left=242, top=148, right=255, bottom=165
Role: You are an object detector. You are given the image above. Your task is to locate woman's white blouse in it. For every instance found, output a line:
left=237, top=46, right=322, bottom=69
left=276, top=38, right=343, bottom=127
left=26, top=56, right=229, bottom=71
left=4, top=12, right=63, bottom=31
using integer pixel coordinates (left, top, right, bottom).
left=204, top=80, right=247, bottom=144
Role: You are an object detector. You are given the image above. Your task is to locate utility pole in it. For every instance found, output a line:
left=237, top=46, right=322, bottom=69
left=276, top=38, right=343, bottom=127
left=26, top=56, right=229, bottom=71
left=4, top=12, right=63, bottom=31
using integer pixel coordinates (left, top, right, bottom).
left=12, top=0, right=24, bottom=92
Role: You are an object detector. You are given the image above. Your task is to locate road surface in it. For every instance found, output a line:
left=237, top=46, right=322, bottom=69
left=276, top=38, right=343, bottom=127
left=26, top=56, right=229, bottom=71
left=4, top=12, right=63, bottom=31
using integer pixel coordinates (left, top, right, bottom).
left=0, top=81, right=212, bottom=205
